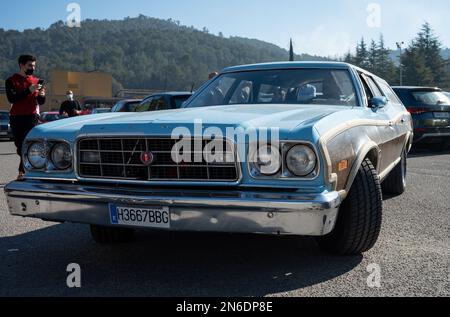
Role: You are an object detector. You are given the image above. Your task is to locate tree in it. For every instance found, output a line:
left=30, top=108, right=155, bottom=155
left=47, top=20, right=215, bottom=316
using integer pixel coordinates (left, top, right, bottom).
left=368, top=40, right=378, bottom=73
left=376, top=35, right=398, bottom=84
left=402, top=47, right=434, bottom=86
left=343, top=51, right=354, bottom=64
left=354, top=38, right=370, bottom=69
left=403, top=22, right=446, bottom=86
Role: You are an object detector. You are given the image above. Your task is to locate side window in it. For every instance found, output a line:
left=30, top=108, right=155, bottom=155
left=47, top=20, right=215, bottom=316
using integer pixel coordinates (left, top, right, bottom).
left=362, top=74, right=383, bottom=97
left=376, top=80, right=402, bottom=104
left=135, top=97, right=153, bottom=112
left=149, top=96, right=166, bottom=111
left=359, top=73, right=373, bottom=103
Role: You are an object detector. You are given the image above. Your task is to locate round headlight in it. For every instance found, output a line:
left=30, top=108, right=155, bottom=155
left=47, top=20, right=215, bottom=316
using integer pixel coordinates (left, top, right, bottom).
left=251, top=145, right=281, bottom=176
left=27, top=142, right=47, bottom=169
left=286, top=145, right=317, bottom=177
left=51, top=143, right=72, bottom=170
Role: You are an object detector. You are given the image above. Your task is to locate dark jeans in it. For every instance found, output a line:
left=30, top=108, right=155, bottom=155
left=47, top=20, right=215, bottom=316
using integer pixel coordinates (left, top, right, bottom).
left=9, top=115, right=38, bottom=173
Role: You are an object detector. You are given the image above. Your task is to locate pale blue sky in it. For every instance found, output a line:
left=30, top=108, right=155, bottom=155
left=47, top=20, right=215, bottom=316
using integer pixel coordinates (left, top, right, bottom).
left=0, top=0, right=449, bottom=56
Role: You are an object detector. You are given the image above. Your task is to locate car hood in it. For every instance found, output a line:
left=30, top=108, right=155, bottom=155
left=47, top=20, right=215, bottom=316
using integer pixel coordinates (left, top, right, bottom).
left=29, top=104, right=349, bottom=141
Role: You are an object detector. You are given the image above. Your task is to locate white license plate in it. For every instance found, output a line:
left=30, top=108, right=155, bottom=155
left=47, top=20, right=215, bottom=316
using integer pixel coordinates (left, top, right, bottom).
left=434, top=112, right=450, bottom=118
left=109, top=204, right=170, bottom=229
left=0, top=131, right=6, bottom=135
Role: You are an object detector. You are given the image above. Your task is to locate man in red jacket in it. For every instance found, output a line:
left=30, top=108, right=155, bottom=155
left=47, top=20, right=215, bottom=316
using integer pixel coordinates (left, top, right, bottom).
left=5, top=55, right=46, bottom=180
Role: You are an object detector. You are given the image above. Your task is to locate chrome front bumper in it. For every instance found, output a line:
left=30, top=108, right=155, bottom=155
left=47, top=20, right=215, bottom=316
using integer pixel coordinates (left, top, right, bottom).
left=4, top=181, right=341, bottom=236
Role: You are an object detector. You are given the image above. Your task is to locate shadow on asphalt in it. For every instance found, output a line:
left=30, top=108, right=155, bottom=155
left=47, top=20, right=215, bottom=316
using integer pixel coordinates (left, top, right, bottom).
left=0, top=223, right=362, bottom=297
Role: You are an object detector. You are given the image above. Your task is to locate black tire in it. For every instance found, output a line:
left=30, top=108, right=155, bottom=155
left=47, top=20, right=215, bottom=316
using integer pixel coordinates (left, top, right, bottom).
left=382, top=151, right=407, bottom=196
left=317, top=158, right=383, bottom=255
left=90, top=225, right=135, bottom=244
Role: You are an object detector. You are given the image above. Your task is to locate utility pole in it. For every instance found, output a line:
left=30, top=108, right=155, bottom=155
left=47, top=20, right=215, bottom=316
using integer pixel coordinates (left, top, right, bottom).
left=289, top=39, right=294, bottom=62
left=396, top=41, right=404, bottom=86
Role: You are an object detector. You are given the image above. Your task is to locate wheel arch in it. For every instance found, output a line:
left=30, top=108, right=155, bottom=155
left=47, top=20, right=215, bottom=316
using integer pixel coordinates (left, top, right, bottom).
left=341, top=142, right=380, bottom=199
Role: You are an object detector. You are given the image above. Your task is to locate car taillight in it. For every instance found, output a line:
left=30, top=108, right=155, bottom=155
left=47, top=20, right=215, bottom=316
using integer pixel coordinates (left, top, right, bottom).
left=407, top=108, right=428, bottom=115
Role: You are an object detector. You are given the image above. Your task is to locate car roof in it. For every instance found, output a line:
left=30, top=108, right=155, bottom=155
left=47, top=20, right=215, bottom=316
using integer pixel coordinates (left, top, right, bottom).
left=144, top=92, right=192, bottom=99
left=392, top=86, right=442, bottom=91
left=117, top=99, right=142, bottom=103
left=221, top=61, right=353, bottom=73
left=83, top=98, right=123, bottom=102
left=159, top=92, right=192, bottom=96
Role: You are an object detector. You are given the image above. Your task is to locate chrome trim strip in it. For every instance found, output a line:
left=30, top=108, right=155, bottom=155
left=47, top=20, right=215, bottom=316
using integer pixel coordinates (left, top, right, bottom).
left=318, top=113, right=410, bottom=186
left=4, top=181, right=341, bottom=236
left=378, top=157, right=402, bottom=182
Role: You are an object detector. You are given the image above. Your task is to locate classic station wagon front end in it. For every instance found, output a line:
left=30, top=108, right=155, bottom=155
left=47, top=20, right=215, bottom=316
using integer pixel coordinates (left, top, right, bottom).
left=5, top=62, right=412, bottom=255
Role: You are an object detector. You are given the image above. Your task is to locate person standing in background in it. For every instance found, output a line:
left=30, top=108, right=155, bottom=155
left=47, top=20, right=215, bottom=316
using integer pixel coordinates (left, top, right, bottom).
left=59, top=90, right=81, bottom=117
left=5, top=55, right=46, bottom=180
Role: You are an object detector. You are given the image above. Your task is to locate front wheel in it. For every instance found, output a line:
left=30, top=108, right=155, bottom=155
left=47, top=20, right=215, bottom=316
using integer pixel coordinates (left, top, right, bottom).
left=317, top=158, right=383, bottom=255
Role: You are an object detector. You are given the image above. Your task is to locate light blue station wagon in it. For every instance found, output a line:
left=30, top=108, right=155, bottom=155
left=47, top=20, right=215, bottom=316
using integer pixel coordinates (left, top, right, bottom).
left=5, top=62, right=413, bottom=255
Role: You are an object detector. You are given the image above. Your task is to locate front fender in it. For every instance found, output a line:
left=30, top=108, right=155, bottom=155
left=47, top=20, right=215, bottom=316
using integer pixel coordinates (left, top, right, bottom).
left=319, top=125, right=381, bottom=199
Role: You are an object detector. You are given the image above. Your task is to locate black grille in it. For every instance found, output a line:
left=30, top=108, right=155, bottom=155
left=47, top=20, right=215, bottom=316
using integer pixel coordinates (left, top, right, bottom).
left=78, top=138, right=238, bottom=182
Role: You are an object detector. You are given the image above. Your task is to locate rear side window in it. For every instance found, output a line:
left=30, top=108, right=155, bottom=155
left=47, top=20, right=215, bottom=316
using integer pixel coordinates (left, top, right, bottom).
left=152, top=96, right=167, bottom=110
left=376, top=81, right=402, bottom=104
left=127, top=102, right=140, bottom=112
left=361, top=74, right=383, bottom=97
left=135, top=97, right=153, bottom=112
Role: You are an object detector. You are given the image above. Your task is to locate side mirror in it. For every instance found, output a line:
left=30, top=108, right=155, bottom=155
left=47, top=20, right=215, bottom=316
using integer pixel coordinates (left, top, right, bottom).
left=369, top=96, right=388, bottom=109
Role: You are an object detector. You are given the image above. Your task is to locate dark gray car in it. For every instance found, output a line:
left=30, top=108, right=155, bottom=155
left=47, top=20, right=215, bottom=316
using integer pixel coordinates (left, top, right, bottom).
left=0, top=110, right=12, bottom=140
left=393, top=87, right=450, bottom=151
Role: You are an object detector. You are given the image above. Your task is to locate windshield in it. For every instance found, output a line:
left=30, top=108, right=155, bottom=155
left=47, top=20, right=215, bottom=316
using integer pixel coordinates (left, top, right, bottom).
left=412, top=91, right=450, bottom=106
left=186, top=68, right=358, bottom=108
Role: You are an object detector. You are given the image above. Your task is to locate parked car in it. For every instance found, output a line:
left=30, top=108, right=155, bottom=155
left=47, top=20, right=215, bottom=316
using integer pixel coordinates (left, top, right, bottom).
left=81, top=98, right=123, bottom=115
left=4, top=62, right=413, bottom=256
left=91, top=108, right=111, bottom=114
left=38, top=112, right=65, bottom=124
left=134, top=92, right=192, bottom=112
left=0, top=110, right=12, bottom=140
left=393, top=86, right=450, bottom=151
left=111, top=99, right=142, bottom=113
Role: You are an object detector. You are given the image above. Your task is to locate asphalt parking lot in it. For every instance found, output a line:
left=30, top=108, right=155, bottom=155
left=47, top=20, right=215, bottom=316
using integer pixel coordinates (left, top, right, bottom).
left=0, top=140, right=448, bottom=297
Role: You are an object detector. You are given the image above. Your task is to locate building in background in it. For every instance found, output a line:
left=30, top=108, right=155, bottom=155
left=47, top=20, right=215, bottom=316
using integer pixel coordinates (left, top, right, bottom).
left=46, top=70, right=113, bottom=111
